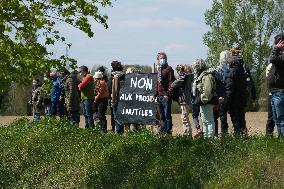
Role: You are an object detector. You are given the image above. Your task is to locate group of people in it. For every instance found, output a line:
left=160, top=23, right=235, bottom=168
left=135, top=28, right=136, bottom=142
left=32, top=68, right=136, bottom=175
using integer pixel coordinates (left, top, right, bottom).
left=30, top=34, right=284, bottom=138
left=153, top=50, right=255, bottom=138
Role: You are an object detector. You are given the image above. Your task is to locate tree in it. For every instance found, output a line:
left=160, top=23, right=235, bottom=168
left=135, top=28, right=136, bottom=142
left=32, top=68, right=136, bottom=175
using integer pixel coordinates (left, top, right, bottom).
left=0, top=0, right=112, bottom=95
left=203, top=0, right=283, bottom=107
left=124, top=65, right=153, bottom=73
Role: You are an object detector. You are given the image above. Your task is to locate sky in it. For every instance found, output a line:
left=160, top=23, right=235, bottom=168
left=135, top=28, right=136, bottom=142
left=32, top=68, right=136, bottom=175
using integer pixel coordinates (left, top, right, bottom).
left=54, top=0, right=213, bottom=70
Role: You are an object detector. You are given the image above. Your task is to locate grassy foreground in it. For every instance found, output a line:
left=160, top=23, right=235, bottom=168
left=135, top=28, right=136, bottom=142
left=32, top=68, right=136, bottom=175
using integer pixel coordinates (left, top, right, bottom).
left=0, top=118, right=283, bottom=189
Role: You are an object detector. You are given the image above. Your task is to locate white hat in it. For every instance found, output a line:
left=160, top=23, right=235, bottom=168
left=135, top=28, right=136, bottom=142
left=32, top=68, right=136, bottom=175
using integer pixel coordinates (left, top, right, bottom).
left=93, top=71, right=103, bottom=79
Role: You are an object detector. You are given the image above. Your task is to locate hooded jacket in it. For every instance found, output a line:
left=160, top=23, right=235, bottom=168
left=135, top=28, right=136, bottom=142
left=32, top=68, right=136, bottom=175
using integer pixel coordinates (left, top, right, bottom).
left=234, top=55, right=256, bottom=101
left=170, top=73, right=194, bottom=105
left=196, top=68, right=216, bottom=105
left=268, top=47, right=284, bottom=91
left=225, top=60, right=247, bottom=108
left=50, top=76, right=64, bottom=103
left=64, top=74, right=80, bottom=112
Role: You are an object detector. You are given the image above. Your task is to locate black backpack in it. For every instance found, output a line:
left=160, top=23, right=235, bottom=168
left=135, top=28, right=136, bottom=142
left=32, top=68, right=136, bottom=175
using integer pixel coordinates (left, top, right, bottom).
left=213, top=72, right=226, bottom=98
left=171, top=88, right=182, bottom=102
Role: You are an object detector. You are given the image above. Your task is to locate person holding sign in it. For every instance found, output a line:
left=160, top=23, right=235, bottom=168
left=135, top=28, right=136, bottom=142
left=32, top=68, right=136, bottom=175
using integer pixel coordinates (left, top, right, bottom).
left=153, top=52, right=175, bottom=135
left=94, top=71, right=109, bottom=133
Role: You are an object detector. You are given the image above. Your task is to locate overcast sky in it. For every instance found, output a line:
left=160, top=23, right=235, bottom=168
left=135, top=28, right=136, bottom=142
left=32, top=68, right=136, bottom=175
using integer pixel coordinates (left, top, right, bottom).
left=54, top=0, right=213, bottom=70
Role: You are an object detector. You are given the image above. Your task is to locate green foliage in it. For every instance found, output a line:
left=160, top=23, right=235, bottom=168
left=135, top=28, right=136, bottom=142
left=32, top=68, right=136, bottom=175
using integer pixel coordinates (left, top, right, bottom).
left=0, top=118, right=283, bottom=188
left=0, top=0, right=112, bottom=95
left=203, top=0, right=283, bottom=105
left=123, top=64, right=153, bottom=74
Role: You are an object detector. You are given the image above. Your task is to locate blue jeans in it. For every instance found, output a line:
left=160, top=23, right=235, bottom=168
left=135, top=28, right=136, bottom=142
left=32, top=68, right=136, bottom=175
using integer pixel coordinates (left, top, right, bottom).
left=200, top=104, right=215, bottom=138
left=82, top=99, right=94, bottom=128
left=271, top=90, right=284, bottom=138
left=158, top=96, right=172, bottom=134
left=113, top=106, right=124, bottom=134
left=51, top=101, right=65, bottom=118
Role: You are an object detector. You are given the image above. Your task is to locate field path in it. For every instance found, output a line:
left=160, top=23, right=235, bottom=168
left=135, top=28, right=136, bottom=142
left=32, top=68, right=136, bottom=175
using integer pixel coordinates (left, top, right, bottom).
left=0, top=112, right=268, bottom=135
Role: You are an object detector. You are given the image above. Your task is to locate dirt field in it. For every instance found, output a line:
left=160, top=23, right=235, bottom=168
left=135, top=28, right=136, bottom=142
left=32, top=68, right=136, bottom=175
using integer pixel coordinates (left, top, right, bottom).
left=0, top=112, right=269, bottom=136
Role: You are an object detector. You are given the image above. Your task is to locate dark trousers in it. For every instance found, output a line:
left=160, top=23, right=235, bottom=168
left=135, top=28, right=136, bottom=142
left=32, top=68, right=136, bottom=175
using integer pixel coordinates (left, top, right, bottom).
left=95, top=98, right=108, bottom=133
left=266, top=94, right=275, bottom=135
left=229, top=107, right=246, bottom=135
left=110, top=107, right=115, bottom=132
left=213, top=104, right=220, bottom=136
left=113, top=106, right=124, bottom=134
left=51, top=100, right=65, bottom=118
left=82, top=99, right=94, bottom=128
left=219, top=101, right=229, bottom=134
left=68, top=110, right=80, bottom=126
left=191, top=103, right=200, bottom=129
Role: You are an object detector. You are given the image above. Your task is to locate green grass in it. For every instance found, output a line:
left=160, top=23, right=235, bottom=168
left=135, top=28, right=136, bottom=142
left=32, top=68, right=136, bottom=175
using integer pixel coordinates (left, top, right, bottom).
left=0, top=118, right=283, bottom=188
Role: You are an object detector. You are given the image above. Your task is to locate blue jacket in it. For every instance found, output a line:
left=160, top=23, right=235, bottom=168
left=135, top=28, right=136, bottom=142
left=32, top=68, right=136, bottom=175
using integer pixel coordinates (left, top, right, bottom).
left=50, top=77, right=64, bottom=103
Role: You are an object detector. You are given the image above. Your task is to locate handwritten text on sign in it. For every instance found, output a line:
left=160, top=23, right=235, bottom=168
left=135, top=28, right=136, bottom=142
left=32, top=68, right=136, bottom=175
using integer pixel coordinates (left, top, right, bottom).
left=116, top=73, right=157, bottom=125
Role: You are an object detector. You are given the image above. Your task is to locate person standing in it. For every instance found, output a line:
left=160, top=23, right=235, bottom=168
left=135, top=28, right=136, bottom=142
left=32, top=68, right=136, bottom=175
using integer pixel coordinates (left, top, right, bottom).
left=170, top=64, right=194, bottom=136
left=50, top=69, right=65, bottom=118
left=191, top=75, right=202, bottom=137
left=78, top=66, right=95, bottom=128
left=268, top=34, right=284, bottom=138
left=31, top=79, right=43, bottom=121
left=94, top=71, right=109, bottom=133
left=42, top=72, right=52, bottom=117
left=110, top=61, right=125, bottom=134
left=61, top=68, right=81, bottom=126
left=231, top=46, right=257, bottom=103
left=224, top=52, right=247, bottom=135
left=193, top=59, right=216, bottom=138
left=215, top=50, right=231, bottom=135
left=153, top=52, right=175, bottom=135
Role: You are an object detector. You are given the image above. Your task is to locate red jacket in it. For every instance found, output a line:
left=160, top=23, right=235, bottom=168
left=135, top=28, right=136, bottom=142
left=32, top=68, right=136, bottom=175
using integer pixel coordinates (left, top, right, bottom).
left=95, top=80, right=109, bottom=102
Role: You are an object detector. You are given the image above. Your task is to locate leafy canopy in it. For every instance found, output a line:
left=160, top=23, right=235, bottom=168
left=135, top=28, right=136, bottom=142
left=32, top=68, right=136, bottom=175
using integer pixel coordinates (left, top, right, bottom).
left=0, top=0, right=112, bottom=94
left=203, top=0, right=284, bottom=101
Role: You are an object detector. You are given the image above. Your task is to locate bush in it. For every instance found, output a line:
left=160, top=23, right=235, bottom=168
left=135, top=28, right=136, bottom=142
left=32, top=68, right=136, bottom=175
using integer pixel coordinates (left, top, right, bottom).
left=0, top=118, right=283, bottom=188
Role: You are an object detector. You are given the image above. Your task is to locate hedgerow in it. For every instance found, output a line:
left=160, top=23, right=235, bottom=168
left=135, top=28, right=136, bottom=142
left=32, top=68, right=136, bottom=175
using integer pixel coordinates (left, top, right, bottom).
left=0, top=118, right=283, bottom=188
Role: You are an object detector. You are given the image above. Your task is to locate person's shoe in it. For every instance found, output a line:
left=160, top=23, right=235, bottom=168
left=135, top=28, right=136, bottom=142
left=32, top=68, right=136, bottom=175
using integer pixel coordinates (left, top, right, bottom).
left=194, top=129, right=203, bottom=138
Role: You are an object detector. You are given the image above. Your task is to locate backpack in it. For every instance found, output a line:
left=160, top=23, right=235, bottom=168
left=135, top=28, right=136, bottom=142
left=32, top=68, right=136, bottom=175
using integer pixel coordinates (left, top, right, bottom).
left=171, top=87, right=182, bottom=103
left=195, top=72, right=219, bottom=105
left=235, top=56, right=251, bottom=83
